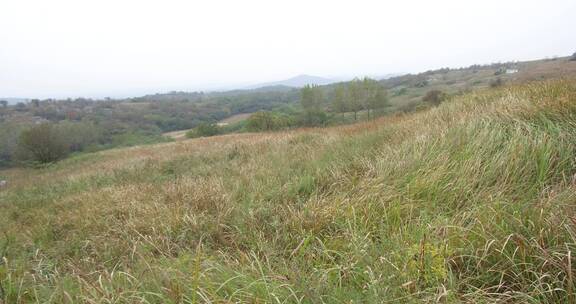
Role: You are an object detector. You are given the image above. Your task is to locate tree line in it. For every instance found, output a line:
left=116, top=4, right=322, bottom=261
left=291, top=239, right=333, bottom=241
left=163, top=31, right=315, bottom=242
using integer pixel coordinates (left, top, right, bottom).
left=191, top=77, right=390, bottom=136
left=300, top=77, right=389, bottom=124
left=2, top=77, right=390, bottom=166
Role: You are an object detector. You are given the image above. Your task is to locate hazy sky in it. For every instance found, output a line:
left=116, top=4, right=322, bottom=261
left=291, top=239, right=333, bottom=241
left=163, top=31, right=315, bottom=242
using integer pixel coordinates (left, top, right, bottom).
left=1, top=0, right=575, bottom=98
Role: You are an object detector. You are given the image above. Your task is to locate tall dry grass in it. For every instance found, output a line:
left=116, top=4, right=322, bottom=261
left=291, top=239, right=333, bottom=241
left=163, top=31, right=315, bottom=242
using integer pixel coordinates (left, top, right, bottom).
left=1, top=79, right=576, bottom=303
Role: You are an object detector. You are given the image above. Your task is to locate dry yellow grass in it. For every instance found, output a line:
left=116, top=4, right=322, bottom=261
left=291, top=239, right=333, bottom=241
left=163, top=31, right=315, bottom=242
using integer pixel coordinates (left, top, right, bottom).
left=218, top=112, right=252, bottom=124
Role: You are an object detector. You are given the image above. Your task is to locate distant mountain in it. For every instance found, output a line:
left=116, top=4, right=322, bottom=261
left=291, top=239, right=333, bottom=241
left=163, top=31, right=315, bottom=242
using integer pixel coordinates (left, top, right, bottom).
left=248, top=74, right=337, bottom=89
left=248, top=85, right=296, bottom=92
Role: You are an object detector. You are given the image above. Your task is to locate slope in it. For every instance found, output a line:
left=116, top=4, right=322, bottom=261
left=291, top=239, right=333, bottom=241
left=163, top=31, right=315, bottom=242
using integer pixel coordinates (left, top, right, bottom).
left=1, top=79, right=576, bottom=302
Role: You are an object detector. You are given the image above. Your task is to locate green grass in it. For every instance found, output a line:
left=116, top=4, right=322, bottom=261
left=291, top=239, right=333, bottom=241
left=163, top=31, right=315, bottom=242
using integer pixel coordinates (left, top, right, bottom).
left=2, top=79, right=576, bottom=302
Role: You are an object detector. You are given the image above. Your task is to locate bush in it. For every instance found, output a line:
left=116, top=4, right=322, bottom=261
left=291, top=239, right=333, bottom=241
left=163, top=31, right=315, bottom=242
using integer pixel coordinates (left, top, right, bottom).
left=422, top=90, right=447, bottom=106
left=55, top=121, right=105, bottom=152
left=489, top=77, right=504, bottom=88
left=17, top=123, right=69, bottom=164
left=186, top=123, right=220, bottom=138
left=393, top=87, right=408, bottom=97
left=246, top=111, right=294, bottom=131
left=0, top=122, right=27, bottom=167
left=300, top=110, right=328, bottom=126
left=414, top=79, right=428, bottom=88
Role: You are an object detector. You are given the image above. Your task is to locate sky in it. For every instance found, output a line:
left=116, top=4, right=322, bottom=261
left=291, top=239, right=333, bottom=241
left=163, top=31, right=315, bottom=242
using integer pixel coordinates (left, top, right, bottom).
left=1, top=0, right=575, bottom=99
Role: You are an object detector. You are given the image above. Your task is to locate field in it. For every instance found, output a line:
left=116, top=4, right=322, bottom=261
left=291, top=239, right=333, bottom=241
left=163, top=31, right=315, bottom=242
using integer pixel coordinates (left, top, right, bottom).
left=163, top=113, right=252, bottom=140
left=2, top=79, right=576, bottom=302
left=162, top=129, right=189, bottom=140
left=217, top=113, right=252, bottom=125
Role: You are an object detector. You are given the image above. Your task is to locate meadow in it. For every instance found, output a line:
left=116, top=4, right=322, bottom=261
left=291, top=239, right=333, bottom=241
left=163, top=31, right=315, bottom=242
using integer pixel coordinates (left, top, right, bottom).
left=2, top=79, right=576, bottom=303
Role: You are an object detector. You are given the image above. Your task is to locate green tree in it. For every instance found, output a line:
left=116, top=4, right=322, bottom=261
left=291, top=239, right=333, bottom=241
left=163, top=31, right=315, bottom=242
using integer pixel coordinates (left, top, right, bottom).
left=300, top=85, right=322, bottom=112
left=300, top=85, right=324, bottom=125
left=368, top=84, right=388, bottom=117
left=347, top=79, right=364, bottom=120
left=0, top=122, right=26, bottom=167
left=0, top=100, right=7, bottom=107
left=332, top=84, right=349, bottom=117
left=361, top=77, right=387, bottom=118
left=17, top=123, right=69, bottom=164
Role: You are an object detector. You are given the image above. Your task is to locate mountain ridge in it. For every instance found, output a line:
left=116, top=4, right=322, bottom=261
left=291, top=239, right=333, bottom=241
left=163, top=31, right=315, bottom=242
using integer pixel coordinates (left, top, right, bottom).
left=246, top=74, right=337, bottom=89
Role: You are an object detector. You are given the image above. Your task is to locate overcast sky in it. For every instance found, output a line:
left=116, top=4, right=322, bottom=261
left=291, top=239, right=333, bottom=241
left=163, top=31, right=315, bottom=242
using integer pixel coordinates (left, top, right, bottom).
left=1, top=0, right=575, bottom=99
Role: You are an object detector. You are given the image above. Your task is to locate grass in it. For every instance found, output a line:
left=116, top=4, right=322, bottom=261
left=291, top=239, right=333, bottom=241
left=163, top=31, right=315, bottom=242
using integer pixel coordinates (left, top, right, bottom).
left=384, top=56, right=576, bottom=112
left=163, top=114, right=252, bottom=141
left=2, top=79, right=576, bottom=302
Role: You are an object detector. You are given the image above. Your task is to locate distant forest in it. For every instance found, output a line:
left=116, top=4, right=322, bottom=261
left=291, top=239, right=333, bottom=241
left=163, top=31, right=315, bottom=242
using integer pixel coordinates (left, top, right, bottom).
left=2, top=56, right=574, bottom=167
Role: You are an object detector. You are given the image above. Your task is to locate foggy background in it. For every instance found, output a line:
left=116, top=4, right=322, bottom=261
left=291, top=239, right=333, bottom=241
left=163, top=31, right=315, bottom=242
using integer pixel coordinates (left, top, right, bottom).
left=1, top=0, right=575, bottom=99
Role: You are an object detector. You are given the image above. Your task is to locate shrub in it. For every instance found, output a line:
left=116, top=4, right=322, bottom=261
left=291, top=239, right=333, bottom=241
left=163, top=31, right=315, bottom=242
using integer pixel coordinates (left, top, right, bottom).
left=300, top=110, right=328, bottom=126
left=422, top=90, right=446, bottom=106
left=393, top=87, right=408, bottom=97
left=55, top=121, right=105, bottom=152
left=0, top=122, right=27, bottom=167
left=494, top=67, right=506, bottom=75
left=246, top=111, right=293, bottom=131
left=489, top=77, right=504, bottom=88
left=186, top=123, right=220, bottom=138
left=17, top=123, right=69, bottom=164
left=414, top=79, right=428, bottom=88
left=400, top=242, right=451, bottom=288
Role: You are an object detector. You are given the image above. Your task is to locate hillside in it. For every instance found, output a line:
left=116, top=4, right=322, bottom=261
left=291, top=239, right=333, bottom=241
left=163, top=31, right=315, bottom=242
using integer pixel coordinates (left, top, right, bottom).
left=2, top=78, right=576, bottom=302
left=3, top=57, right=574, bottom=167
left=380, top=56, right=576, bottom=111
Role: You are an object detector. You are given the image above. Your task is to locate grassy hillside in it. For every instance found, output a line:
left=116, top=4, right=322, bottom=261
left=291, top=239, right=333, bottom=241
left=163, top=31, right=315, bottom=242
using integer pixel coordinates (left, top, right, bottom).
left=2, top=79, right=576, bottom=302
left=381, top=56, right=576, bottom=111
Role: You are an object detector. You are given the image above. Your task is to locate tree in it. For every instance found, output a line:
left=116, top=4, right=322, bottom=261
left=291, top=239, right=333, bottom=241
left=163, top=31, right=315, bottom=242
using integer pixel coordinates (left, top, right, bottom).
left=15, top=102, right=26, bottom=111
left=368, top=84, right=388, bottom=117
left=17, top=123, right=69, bottom=164
left=361, top=78, right=388, bottom=118
left=300, top=85, right=322, bottom=113
left=361, top=78, right=376, bottom=118
left=336, top=78, right=388, bottom=120
left=347, top=79, right=364, bottom=120
left=332, top=84, right=349, bottom=117
left=0, top=122, right=26, bottom=167
left=0, top=100, right=7, bottom=108
left=422, top=90, right=446, bottom=106
left=571, top=52, right=576, bottom=61
left=30, top=99, right=40, bottom=107
left=300, top=85, right=324, bottom=125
